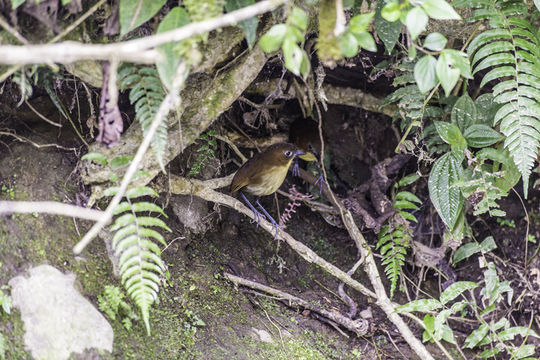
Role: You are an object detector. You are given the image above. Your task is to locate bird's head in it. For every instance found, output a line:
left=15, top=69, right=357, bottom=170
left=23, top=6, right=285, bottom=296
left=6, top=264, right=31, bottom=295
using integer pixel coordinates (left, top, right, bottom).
left=264, top=142, right=305, bottom=167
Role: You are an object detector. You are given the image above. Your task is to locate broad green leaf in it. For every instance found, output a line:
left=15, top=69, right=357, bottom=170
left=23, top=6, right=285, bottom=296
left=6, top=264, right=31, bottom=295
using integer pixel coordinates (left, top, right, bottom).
left=464, top=124, right=504, bottom=148
left=446, top=49, right=472, bottom=79
left=299, top=50, right=310, bottom=79
left=258, top=24, right=287, bottom=52
left=406, top=7, right=428, bottom=40
left=81, top=152, right=108, bottom=166
left=349, top=12, right=374, bottom=33
left=120, top=0, right=167, bottom=36
left=110, top=156, right=134, bottom=169
left=453, top=242, right=481, bottom=264
left=414, top=55, right=437, bottom=93
left=440, top=281, right=478, bottom=304
left=422, top=314, right=435, bottom=342
left=374, top=0, right=402, bottom=54
left=428, top=152, right=464, bottom=229
left=396, top=299, right=442, bottom=313
left=11, top=0, right=25, bottom=10
left=225, top=0, right=258, bottom=48
left=433, top=310, right=454, bottom=342
left=381, top=1, right=401, bottom=22
left=354, top=32, right=377, bottom=52
left=441, top=324, right=457, bottom=344
left=464, top=324, right=489, bottom=348
left=339, top=33, right=359, bottom=57
left=450, top=300, right=467, bottom=313
left=479, top=348, right=499, bottom=358
left=535, top=0, right=540, bottom=12
left=289, top=6, right=308, bottom=31
left=423, top=32, right=447, bottom=51
left=398, top=173, right=420, bottom=187
left=421, top=0, right=461, bottom=20
left=480, top=236, right=497, bottom=252
left=282, top=38, right=303, bottom=76
left=498, top=327, right=540, bottom=341
left=286, top=25, right=304, bottom=43
left=156, top=7, right=190, bottom=90
left=434, top=122, right=467, bottom=151
left=451, top=94, right=476, bottom=132
left=511, top=344, right=536, bottom=359
left=436, top=51, right=460, bottom=96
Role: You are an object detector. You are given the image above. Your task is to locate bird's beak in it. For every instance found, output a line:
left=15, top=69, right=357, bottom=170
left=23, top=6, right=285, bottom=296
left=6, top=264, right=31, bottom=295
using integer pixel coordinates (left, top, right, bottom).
left=295, top=149, right=306, bottom=157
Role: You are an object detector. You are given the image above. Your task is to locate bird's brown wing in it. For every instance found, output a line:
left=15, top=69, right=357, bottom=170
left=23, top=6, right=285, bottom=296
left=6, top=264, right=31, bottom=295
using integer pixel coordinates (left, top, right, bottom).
left=229, top=155, right=261, bottom=194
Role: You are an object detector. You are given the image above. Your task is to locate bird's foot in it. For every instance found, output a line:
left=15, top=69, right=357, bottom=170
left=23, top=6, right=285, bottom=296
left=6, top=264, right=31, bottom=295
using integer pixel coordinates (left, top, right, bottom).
left=314, top=174, right=327, bottom=193
left=241, top=193, right=265, bottom=227
left=256, top=200, right=281, bottom=239
left=292, top=161, right=300, bottom=177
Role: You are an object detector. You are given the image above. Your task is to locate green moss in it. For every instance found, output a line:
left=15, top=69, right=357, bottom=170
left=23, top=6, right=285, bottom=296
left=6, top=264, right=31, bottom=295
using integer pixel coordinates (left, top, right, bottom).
left=0, top=309, right=30, bottom=360
left=316, top=0, right=342, bottom=66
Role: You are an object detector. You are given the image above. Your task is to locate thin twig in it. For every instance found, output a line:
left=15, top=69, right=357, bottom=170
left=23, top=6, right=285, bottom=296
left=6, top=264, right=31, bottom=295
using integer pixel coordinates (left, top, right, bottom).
left=311, top=100, right=437, bottom=359
left=24, top=100, right=62, bottom=127
left=0, top=0, right=109, bottom=83
left=0, top=201, right=104, bottom=221
left=73, top=61, right=189, bottom=255
left=0, top=14, right=28, bottom=44
left=0, top=0, right=288, bottom=65
left=214, top=134, right=247, bottom=163
left=225, top=272, right=369, bottom=335
left=0, top=131, right=76, bottom=151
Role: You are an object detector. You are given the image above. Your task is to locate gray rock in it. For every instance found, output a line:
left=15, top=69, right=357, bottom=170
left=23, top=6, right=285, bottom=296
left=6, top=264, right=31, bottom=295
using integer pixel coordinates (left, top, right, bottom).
left=171, top=195, right=210, bottom=234
left=250, top=328, right=273, bottom=343
left=9, top=265, right=113, bottom=360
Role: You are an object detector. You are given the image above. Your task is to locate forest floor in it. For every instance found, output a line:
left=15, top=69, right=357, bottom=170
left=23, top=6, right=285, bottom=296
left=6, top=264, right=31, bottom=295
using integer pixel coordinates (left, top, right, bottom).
left=0, top=93, right=539, bottom=359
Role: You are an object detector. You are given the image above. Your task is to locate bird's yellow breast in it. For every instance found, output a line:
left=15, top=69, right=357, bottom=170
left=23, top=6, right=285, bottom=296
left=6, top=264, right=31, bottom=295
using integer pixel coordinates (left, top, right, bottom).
left=245, top=163, right=291, bottom=196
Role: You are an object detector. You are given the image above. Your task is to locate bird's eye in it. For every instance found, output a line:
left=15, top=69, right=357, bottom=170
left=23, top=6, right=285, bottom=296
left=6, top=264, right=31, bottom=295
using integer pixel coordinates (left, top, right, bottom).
left=284, top=150, right=293, bottom=157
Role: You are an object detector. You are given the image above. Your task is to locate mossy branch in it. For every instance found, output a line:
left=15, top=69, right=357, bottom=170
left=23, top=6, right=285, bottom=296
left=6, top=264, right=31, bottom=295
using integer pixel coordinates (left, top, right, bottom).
left=80, top=32, right=272, bottom=201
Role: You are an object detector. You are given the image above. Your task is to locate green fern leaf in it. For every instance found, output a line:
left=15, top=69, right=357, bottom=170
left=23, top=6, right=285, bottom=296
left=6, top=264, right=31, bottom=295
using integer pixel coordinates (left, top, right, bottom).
left=467, top=6, right=540, bottom=197
left=118, top=65, right=168, bottom=172
left=110, top=192, right=170, bottom=334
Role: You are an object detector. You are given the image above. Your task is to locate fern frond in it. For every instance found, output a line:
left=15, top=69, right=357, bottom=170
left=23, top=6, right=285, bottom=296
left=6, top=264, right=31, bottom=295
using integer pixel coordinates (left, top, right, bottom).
left=118, top=64, right=168, bottom=171
left=111, top=187, right=171, bottom=334
left=377, top=225, right=409, bottom=298
left=381, top=63, right=443, bottom=131
left=462, top=0, right=540, bottom=197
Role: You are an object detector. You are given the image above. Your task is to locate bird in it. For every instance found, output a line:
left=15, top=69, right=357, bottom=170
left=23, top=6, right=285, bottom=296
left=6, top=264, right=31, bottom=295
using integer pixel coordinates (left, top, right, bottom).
left=288, top=117, right=325, bottom=188
left=230, top=142, right=305, bottom=238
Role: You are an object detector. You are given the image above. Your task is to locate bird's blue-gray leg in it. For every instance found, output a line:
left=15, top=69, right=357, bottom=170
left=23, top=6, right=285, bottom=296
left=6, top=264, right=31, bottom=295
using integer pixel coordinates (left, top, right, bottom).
left=240, top=192, right=265, bottom=226
left=292, top=160, right=300, bottom=177
left=311, top=150, right=327, bottom=193
left=314, top=164, right=327, bottom=193
left=255, top=200, right=281, bottom=239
